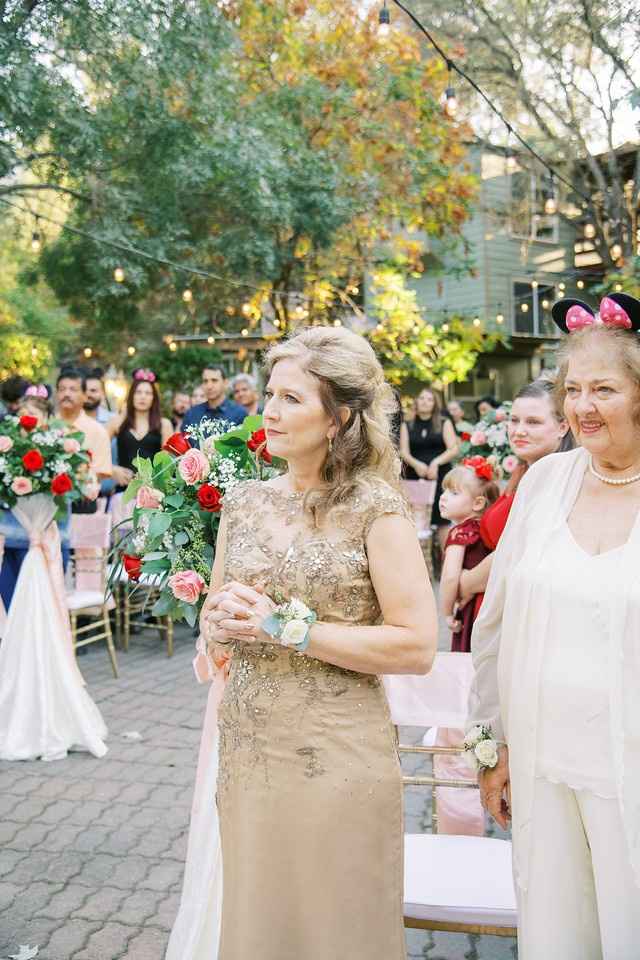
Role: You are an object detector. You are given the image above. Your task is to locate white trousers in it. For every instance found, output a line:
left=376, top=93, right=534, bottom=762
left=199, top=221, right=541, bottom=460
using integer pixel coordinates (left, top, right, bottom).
left=517, top=778, right=640, bottom=960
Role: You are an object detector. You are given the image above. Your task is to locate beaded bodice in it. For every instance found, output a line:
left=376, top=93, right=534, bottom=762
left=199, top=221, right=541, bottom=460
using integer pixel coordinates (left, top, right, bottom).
left=222, top=477, right=410, bottom=625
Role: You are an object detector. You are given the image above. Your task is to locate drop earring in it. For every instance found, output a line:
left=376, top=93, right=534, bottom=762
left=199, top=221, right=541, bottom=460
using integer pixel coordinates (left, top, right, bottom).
left=328, top=437, right=333, bottom=454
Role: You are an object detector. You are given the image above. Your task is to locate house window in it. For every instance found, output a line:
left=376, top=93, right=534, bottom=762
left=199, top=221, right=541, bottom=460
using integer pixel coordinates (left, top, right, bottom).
left=513, top=281, right=558, bottom=336
left=510, top=171, right=559, bottom=243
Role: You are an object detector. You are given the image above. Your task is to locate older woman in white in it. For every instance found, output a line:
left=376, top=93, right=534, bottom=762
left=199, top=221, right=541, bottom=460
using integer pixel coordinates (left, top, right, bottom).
left=468, top=293, right=640, bottom=959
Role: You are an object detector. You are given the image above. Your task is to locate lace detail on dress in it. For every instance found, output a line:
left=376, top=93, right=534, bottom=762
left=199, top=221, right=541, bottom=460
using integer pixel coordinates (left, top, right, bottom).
left=446, top=517, right=481, bottom=549
left=216, top=476, right=404, bottom=798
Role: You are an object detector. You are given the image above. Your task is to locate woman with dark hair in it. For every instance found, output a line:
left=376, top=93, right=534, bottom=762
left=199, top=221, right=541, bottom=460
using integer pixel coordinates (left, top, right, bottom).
left=108, top=370, right=172, bottom=490
left=458, top=376, right=572, bottom=604
left=474, top=394, right=501, bottom=420
left=399, top=386, right=459, bottom=550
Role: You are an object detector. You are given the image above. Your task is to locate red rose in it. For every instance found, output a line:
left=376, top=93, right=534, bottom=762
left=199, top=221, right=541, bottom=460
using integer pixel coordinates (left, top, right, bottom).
left=197, top=483, right=224, bottom=512
left=51, top=472, right=73, bottom=495
left=22, top=449, right=44, bottom=472
left=247, top=428, right=272, bottom=464
left=163, top=432, right=191, bottom=456
left=476, top=463, right=494, bottom=481
left=122, top=554, right=142, bottom=581
left=19, top=415, right=38, bottom=432
left=460, top=431, right=471, bottom=442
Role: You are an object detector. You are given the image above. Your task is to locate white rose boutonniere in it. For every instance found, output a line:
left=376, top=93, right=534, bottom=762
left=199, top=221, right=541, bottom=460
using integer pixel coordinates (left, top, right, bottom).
left=474, top=739, right=499, bottom=769
left=261, top=596, right=317, bottom=653
left=463, top=725, right=484, bottom=749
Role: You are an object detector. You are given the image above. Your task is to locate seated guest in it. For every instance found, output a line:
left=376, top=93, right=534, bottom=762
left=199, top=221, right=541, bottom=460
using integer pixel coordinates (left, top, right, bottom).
left=171, top=390, right=191, bottom=430
left=108, top=369, right=172, bottom=490
left=474, top=394, right=501, bottom=420
left=230, top=373, right=262, bottom=417
left=181, top=365, right=245, bottom=433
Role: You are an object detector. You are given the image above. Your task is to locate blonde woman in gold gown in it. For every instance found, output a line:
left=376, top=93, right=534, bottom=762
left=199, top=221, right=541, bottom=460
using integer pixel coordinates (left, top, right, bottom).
left=176, top=326, right=437, bottom=960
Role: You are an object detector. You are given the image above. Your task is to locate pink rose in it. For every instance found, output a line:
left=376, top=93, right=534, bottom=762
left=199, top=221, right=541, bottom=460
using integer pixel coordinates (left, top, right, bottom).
left=494, top=409, right=506, bottom=422
left=84, top=480, right=100, bottom=501
left=168, top=570, right=206, bottom=604
left=178, top=448, right=209, bottom=486
left=136, top=485, right=164, bottom=509
left=63, top=437, right=81, bottom=454
left=0, top=436, right=13, bottom=453
left=470, top=430, right=487, bottom=445
left=11, top=477, right=33, bottom=496
left=502, top=455, right=519, bottom=474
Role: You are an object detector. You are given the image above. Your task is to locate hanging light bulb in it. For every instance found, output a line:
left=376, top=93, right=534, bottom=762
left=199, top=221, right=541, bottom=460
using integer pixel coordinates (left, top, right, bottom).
left=182, top=288, right=193, bottom=303
left=442, top=323, right=450, bottom=333
left=444, top=63, right=457, bottom=118
left=378, top=2, right=390, bottom=37
left=584, top=223, right=596, bottom=239
left=577, top=279, right=585, bottom=290
left=242, top=302, right=252, bottom=317
left=207, top=335, right=215, bottom=345
left=169, top=341, right=178, bottom=352
left=544, top=196, right=557, bottom=215
left=531, top=280, right=539, bottom=289
left=114, top=267, right=125, bottom=283
left=541, top=299, right=550, bottom=309
left=611, top=243, right=622, bottom=260
left=521, top=303, right=529, bottom=313
left=558, top=281, right=566, bottom=291
left=127, top=346, right=136, bottom=356
left=83, top=347, right=93, bottom=359
left=496, top=312, right=504, bottom=324
left=31, top=230, right=41, bottom=253
left=473, top=317, right=481, bottom=327
left=615, top=283, right=623, bottom=292
left=333, top=319, right=342, bottom=327
left=241, top=328, right=249, bottom=337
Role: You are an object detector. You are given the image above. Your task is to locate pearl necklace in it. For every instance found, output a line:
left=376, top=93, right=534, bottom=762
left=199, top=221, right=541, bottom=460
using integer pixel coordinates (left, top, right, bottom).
left=589, top=456, right=640, bottom=486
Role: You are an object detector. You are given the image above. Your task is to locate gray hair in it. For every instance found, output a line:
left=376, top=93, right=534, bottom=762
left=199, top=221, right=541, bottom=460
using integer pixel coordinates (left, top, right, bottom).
left=230, top=373, right=257, bottom=391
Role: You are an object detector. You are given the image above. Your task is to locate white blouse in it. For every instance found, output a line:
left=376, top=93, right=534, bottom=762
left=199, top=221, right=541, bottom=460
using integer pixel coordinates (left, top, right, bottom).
left=534, top=522, right=621, bottom=798
left=467, top=447, right=640, bottom=891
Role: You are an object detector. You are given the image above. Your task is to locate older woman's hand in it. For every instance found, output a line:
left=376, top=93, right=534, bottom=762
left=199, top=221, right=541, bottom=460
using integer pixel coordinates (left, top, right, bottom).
left=479, top=744, right=511, bottom=830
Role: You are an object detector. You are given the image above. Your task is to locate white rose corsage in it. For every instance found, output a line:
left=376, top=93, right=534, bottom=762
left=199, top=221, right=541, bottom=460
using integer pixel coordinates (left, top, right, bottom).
left=463, top=724, right=500, bottom=772
left=261, top=597, right=317, bottom=653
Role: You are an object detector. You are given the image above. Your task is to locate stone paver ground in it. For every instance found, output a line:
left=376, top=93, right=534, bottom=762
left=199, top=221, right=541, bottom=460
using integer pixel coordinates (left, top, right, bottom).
left=0, top=622, right=517, bottom=960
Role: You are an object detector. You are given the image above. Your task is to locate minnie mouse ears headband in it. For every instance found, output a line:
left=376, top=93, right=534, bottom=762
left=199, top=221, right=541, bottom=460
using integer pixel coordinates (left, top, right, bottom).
left=551, top=293, right=640, bottom=334
left=133, top=368, right=157, bottom=383
left=25, top=384, right=48, bottom=399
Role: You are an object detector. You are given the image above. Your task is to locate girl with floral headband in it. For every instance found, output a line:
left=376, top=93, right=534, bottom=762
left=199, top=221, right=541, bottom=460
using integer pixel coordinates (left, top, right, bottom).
left=438, top=458, right=499, bottom=652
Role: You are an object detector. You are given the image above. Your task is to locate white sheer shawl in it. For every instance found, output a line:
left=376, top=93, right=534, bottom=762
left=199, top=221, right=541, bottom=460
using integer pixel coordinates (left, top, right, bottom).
left=468, top=446, right=640, bottom=891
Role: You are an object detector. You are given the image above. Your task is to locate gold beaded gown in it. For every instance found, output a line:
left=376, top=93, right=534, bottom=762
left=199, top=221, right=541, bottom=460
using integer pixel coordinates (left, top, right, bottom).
left=216, top=477, right=410, bottom=960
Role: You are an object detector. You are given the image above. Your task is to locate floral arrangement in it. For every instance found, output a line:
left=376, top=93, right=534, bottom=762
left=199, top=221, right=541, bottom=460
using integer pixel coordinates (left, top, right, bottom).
left=117, top=415, right=275, bottom=626
left=457, top=403, right=518, bottom=477
left=0, top=415, right=96, bottom=517
left=463, top=724, right=500, bottom=771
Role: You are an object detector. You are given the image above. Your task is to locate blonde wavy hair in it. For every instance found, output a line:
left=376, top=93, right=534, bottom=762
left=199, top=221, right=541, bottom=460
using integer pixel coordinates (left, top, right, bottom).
left=264, top=326, right=401, bottom=518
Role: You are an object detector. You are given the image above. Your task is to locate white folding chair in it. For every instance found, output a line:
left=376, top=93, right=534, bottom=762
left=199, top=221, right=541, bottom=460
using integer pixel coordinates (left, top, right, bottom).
left=384, top=653, right=517, bottom=938
left=67, top=513, right=118, bottom=678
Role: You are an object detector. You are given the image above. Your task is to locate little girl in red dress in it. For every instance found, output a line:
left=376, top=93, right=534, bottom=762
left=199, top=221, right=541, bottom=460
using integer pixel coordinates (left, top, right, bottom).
left=438, top=457, right=500, bottom=652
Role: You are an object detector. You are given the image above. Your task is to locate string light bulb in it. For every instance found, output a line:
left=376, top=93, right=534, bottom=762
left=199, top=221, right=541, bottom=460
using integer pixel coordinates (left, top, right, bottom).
left=241, top=328, right=249, bottom=337
left=611, top=243, right=622, bottom=260
left=242, top=302, right=252, bottom=317
left=333, top=319, right=342, bottom=327
left=521, top=303, right=529, bottom=313
left=442, top=323, right=450, bottom=333
left=558, top=281, right=566, bottom=291
left=207, top=335, right=215, bottom=345
left=127, top=346, right=136, bottom=356
left=31, top=230, right=41, bottom=253
left=83, top=347, right=92, bottom=359
left=473, top=317, right=481, bottom=327
left=182, top=288, right=193, bottom=303
left=114, top=267, right=125, bottom=283
left=444, top=62, right=457, bottom=118
left=378, top=2, right=390, bottom=37
left=584, top=223, right=596, bottom=239
left=544, top=196, right=557, bottom=215
left=496, top=312, right=504, bottom=324
left=541, top=299, right=550, bottom=309
left=169, top=341, right=178, bottom=352
left=577, top=279, right=585, bottom=290
left=531, top=280, right=538, bottom=289
left=615, top=283, right=623, bottom=292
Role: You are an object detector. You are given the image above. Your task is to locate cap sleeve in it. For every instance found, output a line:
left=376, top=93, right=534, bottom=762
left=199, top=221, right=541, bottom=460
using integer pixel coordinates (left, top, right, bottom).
left=362, top=480, right=412, bottom=539
left=446, top=518, right=480, bottom=549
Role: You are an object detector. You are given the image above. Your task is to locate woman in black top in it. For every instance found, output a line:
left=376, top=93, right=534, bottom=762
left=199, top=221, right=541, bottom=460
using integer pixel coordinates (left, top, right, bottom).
left=400, top=386, right=459, bottom=550
left=108, top=370, right=173, bottom=491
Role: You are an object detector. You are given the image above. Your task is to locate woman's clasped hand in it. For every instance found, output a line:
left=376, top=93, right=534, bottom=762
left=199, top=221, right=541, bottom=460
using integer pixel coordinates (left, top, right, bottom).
left=202, top=580, right=274, bottom=645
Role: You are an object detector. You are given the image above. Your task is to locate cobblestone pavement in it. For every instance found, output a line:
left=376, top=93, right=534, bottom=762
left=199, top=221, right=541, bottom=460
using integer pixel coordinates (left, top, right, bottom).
left=0, top=622, right=517, bottom=960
